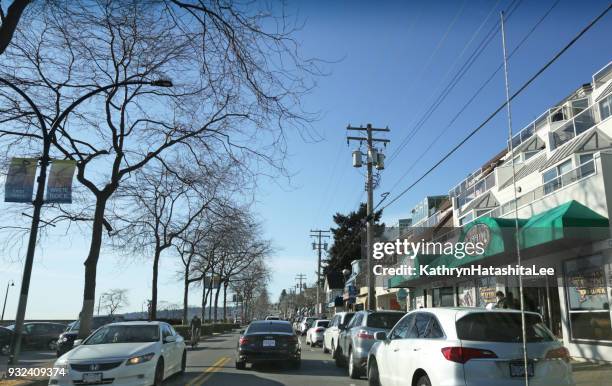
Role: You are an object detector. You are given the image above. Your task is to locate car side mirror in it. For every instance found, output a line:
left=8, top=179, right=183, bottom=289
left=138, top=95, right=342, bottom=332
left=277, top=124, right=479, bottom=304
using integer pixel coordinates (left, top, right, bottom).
left=374, top=331, right=387, bottom=341
left=164, top=336, right=176, bottom=343
left=73, top=339, right=83, bottom=347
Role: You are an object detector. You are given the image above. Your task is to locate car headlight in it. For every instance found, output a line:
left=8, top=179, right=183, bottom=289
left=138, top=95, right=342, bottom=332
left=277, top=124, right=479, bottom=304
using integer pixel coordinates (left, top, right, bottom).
left=126, top=353, right=155, bottom=365
left=53, top=360, right=69, bottom=371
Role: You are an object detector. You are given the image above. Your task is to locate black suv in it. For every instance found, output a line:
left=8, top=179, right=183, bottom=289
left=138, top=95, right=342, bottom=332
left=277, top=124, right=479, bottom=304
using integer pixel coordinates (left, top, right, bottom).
left=6, top=322, right=67, bottom=351
left=56, top=315, right=123, bottom=357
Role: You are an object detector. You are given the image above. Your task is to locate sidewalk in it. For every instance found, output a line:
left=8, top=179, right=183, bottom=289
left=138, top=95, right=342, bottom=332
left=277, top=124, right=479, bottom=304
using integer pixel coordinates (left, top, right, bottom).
left=574, top=361, right=612, bottom=386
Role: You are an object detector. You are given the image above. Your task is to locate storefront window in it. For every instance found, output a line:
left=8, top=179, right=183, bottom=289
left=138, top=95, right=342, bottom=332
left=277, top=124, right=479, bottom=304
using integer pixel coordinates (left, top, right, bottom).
left=457, top=281, right=476, bottom=307
left=476, top=277, right=497, bottom=307
left=433, top=287, right=455, bottom=307
left=565, top=255, right=612, bottom=341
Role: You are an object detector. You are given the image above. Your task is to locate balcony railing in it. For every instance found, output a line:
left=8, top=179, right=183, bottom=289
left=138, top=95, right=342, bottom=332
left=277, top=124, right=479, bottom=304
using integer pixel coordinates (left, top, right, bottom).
left=551, top=90, right=611, bottom=149
left=508, top=106, right=565, bottom=150
left=482, top=158, right=597, bottom=220
left=451, top=172, right=496, bottom=208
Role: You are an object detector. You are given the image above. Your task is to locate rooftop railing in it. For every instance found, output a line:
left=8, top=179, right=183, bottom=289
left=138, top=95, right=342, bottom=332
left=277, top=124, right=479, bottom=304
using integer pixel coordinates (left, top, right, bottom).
left=475, top=158, right=597, bottom=221
left=593, top=61, right=612, bottom=88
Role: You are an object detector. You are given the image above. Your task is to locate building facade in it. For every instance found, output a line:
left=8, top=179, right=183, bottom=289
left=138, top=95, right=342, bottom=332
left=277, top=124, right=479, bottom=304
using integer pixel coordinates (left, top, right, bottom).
left=390, top=61, right=612, bottom=363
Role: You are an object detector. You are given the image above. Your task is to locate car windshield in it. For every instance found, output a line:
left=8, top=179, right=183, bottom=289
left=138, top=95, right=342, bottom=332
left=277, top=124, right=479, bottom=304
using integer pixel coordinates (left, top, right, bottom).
left=456, top=313, right=555, bottom=343
left=69, top=318, right=112, bottom=332
left=247, top=322, right=293, bottom=334
left=316, top=321, right=329, bottom=328
left=367, top=313, right=404, bottom=329
left=85, top=325, right=160, bottom=344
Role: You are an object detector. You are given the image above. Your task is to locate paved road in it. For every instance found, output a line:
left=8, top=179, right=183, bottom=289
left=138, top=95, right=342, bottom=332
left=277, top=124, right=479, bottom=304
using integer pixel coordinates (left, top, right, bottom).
left=165, top=332, right=368, bottom=386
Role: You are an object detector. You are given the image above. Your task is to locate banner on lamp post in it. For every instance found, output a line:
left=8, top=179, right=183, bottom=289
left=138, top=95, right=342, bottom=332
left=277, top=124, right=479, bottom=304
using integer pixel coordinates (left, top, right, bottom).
left=46, top=160, right=77, bottom=203
left=4, top=158, right=38, bottom=203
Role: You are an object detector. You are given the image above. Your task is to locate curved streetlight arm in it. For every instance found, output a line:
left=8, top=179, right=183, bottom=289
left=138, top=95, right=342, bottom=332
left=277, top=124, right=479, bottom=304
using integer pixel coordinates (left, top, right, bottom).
left=0, top=77, right=48, bottom=136
left=54, top=78, right=173, bottom=133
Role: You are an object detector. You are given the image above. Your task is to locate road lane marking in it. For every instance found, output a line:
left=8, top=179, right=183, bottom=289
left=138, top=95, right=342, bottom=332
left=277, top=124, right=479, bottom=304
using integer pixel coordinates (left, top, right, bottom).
left=195, top=357, right=231, bottom=385
left=186, top=356, right=229, bottom=386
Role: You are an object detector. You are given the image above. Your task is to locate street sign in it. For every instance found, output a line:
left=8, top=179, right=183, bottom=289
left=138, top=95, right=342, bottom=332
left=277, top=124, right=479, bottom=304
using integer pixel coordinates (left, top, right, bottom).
left=4, top=158, right=37, bottom=203
left=46, top=160, right=77, bottom=203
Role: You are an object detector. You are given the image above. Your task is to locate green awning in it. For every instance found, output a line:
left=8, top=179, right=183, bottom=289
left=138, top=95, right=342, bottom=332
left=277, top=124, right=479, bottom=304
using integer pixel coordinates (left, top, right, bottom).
left=388, top=201, right=609, bottom=288
left=519, top=200, right=609, bottom=249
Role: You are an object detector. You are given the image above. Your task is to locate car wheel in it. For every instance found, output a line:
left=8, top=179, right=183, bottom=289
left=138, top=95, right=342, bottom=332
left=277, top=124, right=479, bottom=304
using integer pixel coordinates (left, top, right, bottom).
left=179, top=351, right=186, bottom=374
left=348, top=349, right=361, bottom=379
left=334, top=345, right=344, bottom=368
left=416, top=374, right=431, bottom=386
left=235, top=361, right=246, bottom=370
left=48, top=339, right=58, bottom=351
left=1, top=344, right=10, bottom=356
left=153, top=359, right=164, bottom=386
left=368, top=358, right=381, bottom=386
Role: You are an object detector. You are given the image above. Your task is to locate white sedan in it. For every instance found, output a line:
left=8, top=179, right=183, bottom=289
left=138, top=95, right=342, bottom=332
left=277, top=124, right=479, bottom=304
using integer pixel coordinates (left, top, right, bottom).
left=305, top=319, right=330, bottom=347
left=367, top=308, right=574, bottom=386
left=49, top=321, right=186, bottom=386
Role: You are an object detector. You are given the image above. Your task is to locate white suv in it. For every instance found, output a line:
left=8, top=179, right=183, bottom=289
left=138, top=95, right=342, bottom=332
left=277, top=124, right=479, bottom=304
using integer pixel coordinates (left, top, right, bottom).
left=367, top=308, right=574, bottom=386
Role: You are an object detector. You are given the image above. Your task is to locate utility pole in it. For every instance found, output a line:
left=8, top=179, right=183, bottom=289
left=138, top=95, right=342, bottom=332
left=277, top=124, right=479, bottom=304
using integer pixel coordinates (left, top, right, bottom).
left=310, top=230, right=330, bottom=315
left=347, top=123, right=389, bottom=311
left=295, top=274, right=306, bottom=295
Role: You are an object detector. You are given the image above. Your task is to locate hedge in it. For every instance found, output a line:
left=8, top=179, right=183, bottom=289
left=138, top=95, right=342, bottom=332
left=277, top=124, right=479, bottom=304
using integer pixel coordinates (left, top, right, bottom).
left=172, top=323, right=239, bottom=340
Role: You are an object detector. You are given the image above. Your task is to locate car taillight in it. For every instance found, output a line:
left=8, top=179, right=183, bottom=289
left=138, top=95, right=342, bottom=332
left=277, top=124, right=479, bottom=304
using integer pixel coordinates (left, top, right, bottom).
left=239, top=337, right=249, bottom=346
left=357, top=330, right=374, bottom=339
left=545, top=346, right=570, bottom=363
left=315, top=328, right=324, bottom=332
left=441, top=347, right=498, bottom=363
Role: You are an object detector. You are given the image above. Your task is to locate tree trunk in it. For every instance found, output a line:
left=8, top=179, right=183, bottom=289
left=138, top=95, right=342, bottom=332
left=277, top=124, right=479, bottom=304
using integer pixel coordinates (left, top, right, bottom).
left=213, top=282, right=221, bottom=322
left=208, top=280, right=214, bottom=321
left=183, top=270, right=189, bottom=325
left=223, top=281, right=228, bottom=321
left=78, top=197, right=108, bottom=339
left=150, top=247, right=162, bottom=320
left=201, top=273, right=208, bottom=323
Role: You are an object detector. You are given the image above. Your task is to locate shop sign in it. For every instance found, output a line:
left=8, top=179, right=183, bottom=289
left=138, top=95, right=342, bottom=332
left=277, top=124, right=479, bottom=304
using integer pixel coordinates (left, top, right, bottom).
left=464, top=223, right=491, bottom=255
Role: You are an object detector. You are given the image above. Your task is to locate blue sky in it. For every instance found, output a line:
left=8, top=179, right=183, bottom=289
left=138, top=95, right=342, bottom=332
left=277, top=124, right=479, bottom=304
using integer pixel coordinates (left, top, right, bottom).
left=1, top=0, right=611, bottom=318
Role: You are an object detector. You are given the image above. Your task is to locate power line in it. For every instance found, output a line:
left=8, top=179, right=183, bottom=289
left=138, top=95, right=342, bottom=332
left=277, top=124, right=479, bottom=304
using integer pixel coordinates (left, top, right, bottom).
left=387, top=0, right=517, bottom=165
left=380, top=2, right=612, bottom=212
left=383, top=0, right=561, bottom=199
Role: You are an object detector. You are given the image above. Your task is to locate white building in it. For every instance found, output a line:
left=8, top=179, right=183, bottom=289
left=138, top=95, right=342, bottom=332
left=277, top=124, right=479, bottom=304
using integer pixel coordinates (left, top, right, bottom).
left=391, top=61, right=612, bottom=363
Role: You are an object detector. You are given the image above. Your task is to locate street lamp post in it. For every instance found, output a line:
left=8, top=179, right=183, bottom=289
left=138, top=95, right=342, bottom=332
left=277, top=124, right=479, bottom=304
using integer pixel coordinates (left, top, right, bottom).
left=1, top=280, right=15, bottom=322
left=2, top=77, right=173, bottom=365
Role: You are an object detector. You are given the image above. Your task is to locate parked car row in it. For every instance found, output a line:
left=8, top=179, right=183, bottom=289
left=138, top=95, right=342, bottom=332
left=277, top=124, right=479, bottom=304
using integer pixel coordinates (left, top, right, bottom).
left=310, top=308, right=575, bottom=386
left=0, top=322, right=68, bottom=356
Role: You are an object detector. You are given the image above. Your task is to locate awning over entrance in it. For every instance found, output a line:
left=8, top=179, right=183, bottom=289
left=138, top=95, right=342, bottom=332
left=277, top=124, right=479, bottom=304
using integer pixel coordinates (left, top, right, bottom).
left=388, top=200, right=609, bottom=288
left=519, top=200, right=609, bottom=249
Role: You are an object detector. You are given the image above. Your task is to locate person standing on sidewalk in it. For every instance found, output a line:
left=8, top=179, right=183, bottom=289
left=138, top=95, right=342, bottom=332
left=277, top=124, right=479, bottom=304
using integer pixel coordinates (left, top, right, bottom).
left=190, top=315, right=202, bottom=348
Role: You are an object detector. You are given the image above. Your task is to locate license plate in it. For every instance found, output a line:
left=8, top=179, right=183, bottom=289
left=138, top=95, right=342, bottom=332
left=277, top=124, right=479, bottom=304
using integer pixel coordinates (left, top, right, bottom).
left=82, top=373, right=103, bottom=383
left=509, top=361, right=534, bottom=377
left=262, top=339, right=276, bottom=347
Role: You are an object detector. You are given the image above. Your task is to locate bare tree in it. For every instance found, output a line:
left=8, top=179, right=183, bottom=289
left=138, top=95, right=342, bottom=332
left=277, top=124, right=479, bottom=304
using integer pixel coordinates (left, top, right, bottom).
left=99, top=289, right=129, bottom=316
left=0, top=0, right=31, bottom=55
left=0, top=0, right=318, bottom=338
left=112, top=159, right=235, bottom=320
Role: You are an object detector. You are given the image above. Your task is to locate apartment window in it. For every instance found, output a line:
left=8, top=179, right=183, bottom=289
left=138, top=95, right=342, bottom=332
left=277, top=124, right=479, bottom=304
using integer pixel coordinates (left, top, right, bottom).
left=578, top=153, right=595, bottom=178
left=459, top=212, right=473, bottom=226
left=524, top=150, right=540, bottom=161
left=600, top=94, right=612, bottom=121
left=543, top=159, right=572, bottom=194
left=565, top=255, right=611, bottom=341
